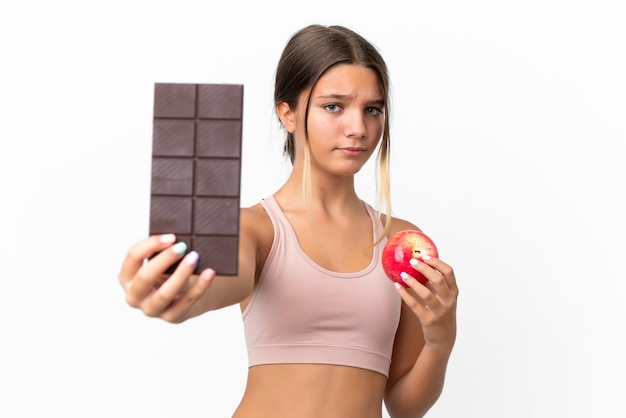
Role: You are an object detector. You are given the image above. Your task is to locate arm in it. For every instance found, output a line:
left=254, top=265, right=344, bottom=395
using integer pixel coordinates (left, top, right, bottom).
left=119, top=206, right=268, bottom=323
left=383, top=220, right=459, bottom=418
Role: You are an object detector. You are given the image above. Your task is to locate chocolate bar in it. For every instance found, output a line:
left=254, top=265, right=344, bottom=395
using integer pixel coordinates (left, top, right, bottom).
left=149, top=83, right=243, bottom=275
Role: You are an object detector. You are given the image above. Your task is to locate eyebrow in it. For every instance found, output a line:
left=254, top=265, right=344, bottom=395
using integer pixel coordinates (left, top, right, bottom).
left=315, top=93, right=385, bottom=106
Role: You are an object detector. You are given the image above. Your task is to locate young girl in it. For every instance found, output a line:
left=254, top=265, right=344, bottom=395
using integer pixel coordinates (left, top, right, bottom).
left=119, top=24, right=458, bottom=418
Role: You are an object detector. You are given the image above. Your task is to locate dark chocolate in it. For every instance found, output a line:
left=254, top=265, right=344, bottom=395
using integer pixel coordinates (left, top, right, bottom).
left=149, top=83, right=243, bottom=275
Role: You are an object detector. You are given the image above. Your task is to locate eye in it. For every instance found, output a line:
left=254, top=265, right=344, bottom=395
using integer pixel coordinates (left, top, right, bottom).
left=324, top=104, right=342, bottom=113
left=366, top=107, right=383, bottom=116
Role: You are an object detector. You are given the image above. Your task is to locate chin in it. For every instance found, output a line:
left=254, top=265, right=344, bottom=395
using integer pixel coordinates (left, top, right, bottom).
left=331, top=162, right=367, bottom=176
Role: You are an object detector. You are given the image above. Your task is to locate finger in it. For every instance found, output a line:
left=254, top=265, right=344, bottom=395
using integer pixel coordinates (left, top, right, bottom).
left=126, top=241, right=189, bottom=307
left=154, top=251, right=201, bottom=302
left=399, top=271, right=438, bottom=304
left=118, top=234, right=177, bottom=286
left=393, top=278, right=432, bottom=317
left=420, top=256, right=458, bottom=294
left=408, top=258, right=449, bottom=295
left=159, top=268, right=217, bottom=323
left=141, top=250, right=201, bottom=317
left=408, top=258, right=459, bottom=319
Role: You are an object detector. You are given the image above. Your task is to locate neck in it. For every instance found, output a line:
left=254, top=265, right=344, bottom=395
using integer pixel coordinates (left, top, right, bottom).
left=276, top=162, right=362, bottom=214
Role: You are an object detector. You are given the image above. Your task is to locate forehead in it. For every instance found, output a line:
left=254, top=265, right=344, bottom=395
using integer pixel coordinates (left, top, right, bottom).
left=311, top=64, right=383, bottom=98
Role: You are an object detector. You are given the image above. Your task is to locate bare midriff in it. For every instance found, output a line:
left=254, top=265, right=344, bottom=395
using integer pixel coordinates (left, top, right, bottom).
left=232, top=364, right=388, bottom=418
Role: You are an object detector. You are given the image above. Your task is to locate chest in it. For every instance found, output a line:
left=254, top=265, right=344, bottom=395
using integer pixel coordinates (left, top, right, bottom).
left=254, top=237, right=401, bottom=347
left=287, top=213, right=375, bottom=273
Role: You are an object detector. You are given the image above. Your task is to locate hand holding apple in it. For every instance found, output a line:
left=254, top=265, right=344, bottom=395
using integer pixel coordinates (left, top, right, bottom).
left=382, top=230, right=439, bottom=286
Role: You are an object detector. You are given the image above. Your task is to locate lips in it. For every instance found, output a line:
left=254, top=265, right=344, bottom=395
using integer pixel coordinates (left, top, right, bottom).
left=337, top=147, right=366, bottom=156
left=339, top=147, right=366, bottom=151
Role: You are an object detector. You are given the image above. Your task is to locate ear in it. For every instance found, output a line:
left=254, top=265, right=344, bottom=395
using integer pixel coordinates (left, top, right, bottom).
left=276, top=101, right=296, bottom=133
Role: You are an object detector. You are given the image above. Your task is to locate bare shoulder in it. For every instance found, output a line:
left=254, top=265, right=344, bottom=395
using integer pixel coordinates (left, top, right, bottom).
left=240, top=203, right=274, bottom=264
left=241, top=203, right=271, bottom=226
left=380, top=213, right=423, bottom=237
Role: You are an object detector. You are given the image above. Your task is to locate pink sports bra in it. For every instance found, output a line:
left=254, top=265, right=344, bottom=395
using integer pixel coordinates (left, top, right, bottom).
left=242, top=195, right=402, bottom=377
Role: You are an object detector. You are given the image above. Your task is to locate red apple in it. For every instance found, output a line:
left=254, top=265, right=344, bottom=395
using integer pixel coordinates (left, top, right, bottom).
left=382, top=230, right=439, bottom=286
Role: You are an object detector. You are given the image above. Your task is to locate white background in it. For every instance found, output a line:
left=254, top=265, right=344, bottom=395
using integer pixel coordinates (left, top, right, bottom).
left=1, top=1, right=625, bottom=417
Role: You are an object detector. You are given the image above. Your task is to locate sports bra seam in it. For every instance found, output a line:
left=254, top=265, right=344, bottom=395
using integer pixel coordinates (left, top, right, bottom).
left=249, top=342, right=391, bottom=357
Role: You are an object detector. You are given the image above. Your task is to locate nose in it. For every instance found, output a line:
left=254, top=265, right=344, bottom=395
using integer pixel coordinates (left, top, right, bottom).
left=344, top=110, right=367, bottom=139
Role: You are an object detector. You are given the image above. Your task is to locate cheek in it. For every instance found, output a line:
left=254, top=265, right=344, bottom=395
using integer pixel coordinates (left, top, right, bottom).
left=369, top=118, right=384, bottom=138
left=306, top=112, right=337, bottom=140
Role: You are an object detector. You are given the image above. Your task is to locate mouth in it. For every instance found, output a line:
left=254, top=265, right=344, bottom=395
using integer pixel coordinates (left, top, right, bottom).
left=339, top=147, right=366, bottom=151
left=337, top=147, right=367, bottom=157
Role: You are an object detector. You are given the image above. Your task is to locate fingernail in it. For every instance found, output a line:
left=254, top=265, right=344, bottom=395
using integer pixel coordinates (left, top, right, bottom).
left=185, top=251, right=199, bottom=266
left=394, top=282, right=403, bottom=291
left=422, top=254, right=432, bottom=261
left=172, top=242, right=188, bottom=255
left=400, top=272, right=410, bottom=281
left=409, top=258, right=419, bottom=266
left=201, top=269, right=216, bottom=282
left=160, top=234, right=176, bottom=244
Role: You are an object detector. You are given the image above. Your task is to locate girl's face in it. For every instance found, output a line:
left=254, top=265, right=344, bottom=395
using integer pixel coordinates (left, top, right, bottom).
left=290, top=64, right=385, bottom=177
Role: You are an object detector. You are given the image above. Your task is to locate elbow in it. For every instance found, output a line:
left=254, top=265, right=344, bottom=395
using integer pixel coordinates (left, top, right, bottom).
left=384, top=389, right=442, bottom=418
